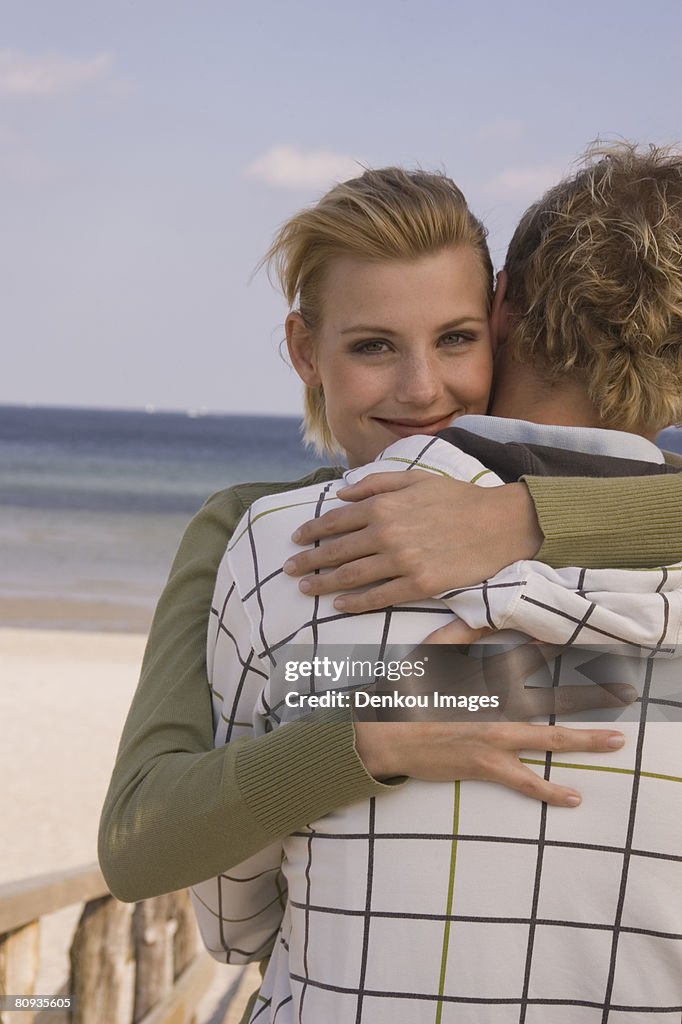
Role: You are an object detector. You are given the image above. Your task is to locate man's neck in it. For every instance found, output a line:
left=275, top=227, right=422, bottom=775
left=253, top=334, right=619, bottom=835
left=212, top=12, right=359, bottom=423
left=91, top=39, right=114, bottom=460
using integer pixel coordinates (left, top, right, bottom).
left=489, top=366, right=604, bottom=429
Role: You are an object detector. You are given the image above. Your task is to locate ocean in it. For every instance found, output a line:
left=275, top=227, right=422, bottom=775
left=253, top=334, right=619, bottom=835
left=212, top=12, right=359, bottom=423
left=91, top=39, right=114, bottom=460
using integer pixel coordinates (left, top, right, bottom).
left=0, top=405, right=329, bottom=631
left=1, top=405, right=680, bottom=632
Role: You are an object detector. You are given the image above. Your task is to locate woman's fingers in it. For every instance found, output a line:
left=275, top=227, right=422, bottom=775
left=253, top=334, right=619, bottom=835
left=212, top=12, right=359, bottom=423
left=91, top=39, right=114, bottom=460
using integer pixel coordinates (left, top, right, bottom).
left=336, top=471, right=423, bottom=502
left=492, top=722, right=625, bottom=753
left=332, top=578, right=417, bottom=612
left=295, top=555, right=390, bottom=597
left=283, top=529, right=375, bottom=578
left=290, top=501, right=370, bottom=548
left=477, top=753, right=583, bottom=808
left=357, top=720, right=626, bottom=808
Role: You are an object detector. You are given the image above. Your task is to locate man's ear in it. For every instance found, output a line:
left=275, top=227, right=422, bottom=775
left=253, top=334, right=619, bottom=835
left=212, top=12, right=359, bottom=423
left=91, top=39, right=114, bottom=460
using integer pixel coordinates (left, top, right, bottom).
left=490, top=269, right=510, bottom=351
left=286, top=312, right=321, bottom=387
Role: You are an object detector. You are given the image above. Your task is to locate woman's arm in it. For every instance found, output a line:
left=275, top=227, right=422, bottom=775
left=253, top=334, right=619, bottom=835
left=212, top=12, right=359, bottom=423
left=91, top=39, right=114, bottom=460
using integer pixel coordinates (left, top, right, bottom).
left=98, top=472, right=384, bottom=902
left=526, top=469, right=682, bottom=567
left=282, top=470, right=682, bottom=612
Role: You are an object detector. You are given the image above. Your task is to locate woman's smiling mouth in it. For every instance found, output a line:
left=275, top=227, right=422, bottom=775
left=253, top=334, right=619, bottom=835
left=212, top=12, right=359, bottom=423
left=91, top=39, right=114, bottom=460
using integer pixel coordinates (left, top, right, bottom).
left=372, top=412, right=460, bottom=438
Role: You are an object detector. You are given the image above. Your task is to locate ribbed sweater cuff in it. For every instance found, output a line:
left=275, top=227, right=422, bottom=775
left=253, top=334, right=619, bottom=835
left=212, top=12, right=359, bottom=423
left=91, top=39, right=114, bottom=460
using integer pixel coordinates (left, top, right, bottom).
left=235, top=709, right=390, bottom=838
left=525, top=474, right=682, bottom=568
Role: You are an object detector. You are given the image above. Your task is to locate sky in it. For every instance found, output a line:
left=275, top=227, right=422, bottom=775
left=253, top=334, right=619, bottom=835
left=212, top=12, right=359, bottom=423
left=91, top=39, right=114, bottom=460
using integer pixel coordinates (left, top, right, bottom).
left=2, top=0, right=681, bottom=415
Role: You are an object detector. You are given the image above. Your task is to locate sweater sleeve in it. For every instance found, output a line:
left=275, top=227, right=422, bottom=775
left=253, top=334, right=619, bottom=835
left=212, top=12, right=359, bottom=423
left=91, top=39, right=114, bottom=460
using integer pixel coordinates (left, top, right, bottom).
left=98, top=475, right=387, bottom=903
left=526, top=471, right=682, bottom=569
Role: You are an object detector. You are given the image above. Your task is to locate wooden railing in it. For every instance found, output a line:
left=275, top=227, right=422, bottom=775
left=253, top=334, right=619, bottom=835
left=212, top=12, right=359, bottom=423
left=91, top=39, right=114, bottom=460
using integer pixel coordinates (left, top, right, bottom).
left=0, top=864, right=224, bottom=1024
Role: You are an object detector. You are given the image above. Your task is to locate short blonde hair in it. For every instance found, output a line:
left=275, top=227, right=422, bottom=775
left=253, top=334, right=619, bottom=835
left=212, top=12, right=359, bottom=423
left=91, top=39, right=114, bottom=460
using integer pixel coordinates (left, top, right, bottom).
left=264, top=167, right=493, bottom=453
left=505, top=142, right=682, bottom=434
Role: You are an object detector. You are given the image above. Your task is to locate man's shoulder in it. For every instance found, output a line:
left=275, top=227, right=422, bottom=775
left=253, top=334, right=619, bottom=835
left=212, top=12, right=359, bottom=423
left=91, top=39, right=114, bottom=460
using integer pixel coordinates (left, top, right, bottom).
left=439, top=426, right=677, bottom=481
left=176, top=468, right=344, bottom=560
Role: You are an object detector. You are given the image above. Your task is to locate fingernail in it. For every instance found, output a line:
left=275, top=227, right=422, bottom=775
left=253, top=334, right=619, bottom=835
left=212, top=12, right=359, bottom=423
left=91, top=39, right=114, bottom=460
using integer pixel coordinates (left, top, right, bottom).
left=283, top=560, right=296, bottom=575
left=334, top=597, right=347, bottom=610
left=565, top=793, right=581, bottom=807
left=607, top=734, right=625, bottom=749
left=613, top=684, right=637, bottom=702
left=299, top=579, right=312, bottom=593
left=291, top=529, right=301, bottom=543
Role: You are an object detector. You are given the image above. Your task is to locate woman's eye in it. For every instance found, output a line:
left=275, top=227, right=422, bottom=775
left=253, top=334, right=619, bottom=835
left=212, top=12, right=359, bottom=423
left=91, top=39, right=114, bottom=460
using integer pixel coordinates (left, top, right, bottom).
left=355, top=340, right=389, bottom=354
left=440, top=332, right=472, bottom=347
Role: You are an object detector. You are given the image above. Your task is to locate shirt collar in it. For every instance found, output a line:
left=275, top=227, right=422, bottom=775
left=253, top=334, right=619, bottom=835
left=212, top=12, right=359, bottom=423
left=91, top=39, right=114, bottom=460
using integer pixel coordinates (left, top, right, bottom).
left=453, top=415, right=664, bottom=464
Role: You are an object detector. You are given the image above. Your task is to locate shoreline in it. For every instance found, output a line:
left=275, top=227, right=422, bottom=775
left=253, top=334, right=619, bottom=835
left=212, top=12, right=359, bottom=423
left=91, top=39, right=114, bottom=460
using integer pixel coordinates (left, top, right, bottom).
left=0, top=596, right=153, bottom=634
left=0, top=598, right=151, bottom=634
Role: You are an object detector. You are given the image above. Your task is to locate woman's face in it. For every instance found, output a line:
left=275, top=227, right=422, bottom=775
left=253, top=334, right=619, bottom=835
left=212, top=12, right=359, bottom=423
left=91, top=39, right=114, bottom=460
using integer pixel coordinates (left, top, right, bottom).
left=288, top=246, right=494, bottom=467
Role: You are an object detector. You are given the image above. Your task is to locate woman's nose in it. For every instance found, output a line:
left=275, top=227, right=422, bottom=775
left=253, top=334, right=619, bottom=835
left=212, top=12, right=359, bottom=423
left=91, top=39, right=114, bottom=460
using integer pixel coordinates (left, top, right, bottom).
left=394, top=354, right=442, bottom=406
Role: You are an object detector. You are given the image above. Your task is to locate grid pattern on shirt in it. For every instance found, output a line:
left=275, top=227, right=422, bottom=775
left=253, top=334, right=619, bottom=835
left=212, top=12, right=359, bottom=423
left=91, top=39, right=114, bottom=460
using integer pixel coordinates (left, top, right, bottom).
left=192, top=436, right=682, bottom=1023
left=279, top=731, right=682, bottom=1023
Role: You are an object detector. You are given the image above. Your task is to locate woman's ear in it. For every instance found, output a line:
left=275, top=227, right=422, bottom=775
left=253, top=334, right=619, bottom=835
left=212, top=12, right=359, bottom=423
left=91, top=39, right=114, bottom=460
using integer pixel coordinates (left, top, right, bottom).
left=490, top=269, right=510, bottom=352
left=286, top=313, right=321, bottom=387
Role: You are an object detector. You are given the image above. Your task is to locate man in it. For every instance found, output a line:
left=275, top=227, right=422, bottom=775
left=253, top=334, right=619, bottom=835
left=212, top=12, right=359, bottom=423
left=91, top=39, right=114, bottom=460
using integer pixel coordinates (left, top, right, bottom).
left=194, top=144, right=682, bottom=1021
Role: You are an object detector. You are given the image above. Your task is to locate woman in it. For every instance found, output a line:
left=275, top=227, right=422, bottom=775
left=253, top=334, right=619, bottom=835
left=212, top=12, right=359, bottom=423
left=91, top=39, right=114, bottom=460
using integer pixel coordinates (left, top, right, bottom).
left=99, top=167, right=682, bottom=905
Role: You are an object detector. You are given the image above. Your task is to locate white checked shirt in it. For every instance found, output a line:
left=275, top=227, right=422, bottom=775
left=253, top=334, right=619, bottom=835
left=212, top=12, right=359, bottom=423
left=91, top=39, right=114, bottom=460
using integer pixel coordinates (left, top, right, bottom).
left=192, top=430, right=682, bottom=1023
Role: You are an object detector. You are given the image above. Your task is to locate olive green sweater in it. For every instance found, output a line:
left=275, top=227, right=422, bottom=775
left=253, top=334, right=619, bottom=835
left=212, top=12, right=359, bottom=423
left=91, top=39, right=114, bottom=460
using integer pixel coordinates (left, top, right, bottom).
left=99, top=466, right=682, bottom=902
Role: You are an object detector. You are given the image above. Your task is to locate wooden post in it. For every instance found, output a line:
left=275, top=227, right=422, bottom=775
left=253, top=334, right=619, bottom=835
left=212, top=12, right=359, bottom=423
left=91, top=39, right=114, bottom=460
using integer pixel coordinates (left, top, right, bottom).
left=0, top=868, right=219, bottom=1024
left=0, top=921, right=40, bottom=1024
left=69, top=896, right=133, bottom=1024
left=132, top=897, right=172, bottom=1024
left=167, top=892, right=198, bottom=979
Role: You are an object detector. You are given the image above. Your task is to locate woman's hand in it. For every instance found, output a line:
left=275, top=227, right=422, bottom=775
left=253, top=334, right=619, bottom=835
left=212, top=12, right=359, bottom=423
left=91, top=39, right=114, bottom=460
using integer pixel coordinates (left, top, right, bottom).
left=353, top=718, right=626, bottom=808
left=283, top=471, right=544, bottom=613
left=354, top=629, right=635, bottom=806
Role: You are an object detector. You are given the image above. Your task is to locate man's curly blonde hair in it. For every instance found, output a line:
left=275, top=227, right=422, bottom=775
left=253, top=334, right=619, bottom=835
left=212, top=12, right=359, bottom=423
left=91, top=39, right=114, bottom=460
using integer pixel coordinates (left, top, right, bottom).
left=505, top=142, right=682, bottom=435
left=264, top=167, right=493, bottom=454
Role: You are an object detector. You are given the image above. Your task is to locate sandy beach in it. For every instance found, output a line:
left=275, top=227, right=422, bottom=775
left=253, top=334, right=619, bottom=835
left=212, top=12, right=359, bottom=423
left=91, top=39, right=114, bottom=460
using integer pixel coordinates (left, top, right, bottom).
left=0, top=626, right=250, bottom=1022
left=0, top=627, right=146, bottom=885
left=0, top=627, right=145, bottom=1010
